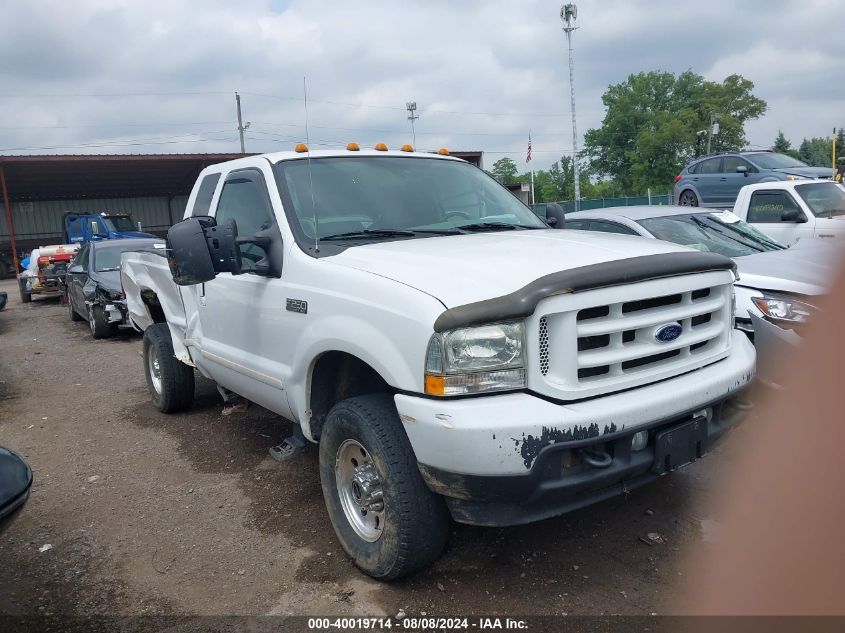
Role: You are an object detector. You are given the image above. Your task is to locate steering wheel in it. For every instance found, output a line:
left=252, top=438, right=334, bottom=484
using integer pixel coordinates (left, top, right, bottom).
left=444, top=210, right=473, bottom=221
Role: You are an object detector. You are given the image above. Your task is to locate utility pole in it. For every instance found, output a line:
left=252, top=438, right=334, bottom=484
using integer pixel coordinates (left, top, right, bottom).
left=235, top=92, right=250, bottom=154
left=705, top=112, right=720, bottom=154
left=561, top=4, right=580, bottom=212
left=406, top=102, right=419, bottom=147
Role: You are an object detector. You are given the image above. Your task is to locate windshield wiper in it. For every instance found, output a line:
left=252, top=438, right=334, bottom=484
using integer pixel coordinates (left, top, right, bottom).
left=320, top=229, right=417, bottom=241
left=690, top=216, right=766, bottom=252
left=96, top=267, right=120, bottom=272
left=453, top=222, right=542, bottom=232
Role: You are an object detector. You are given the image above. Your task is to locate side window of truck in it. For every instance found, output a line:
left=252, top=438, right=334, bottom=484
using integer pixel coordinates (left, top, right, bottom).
left=191, top=173, right=222, bottom=217
left=747, top=191, right=801, bottom=223
left=215, top=171, right=276, bottom=271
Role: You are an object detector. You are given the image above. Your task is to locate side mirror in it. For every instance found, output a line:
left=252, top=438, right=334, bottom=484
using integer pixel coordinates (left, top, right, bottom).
left=91, top=221, right=105, bottom=236
left=166, top=216, right=236, bottom=286
left=67, top=264, right=83, bottom=274
left=781, top=208, right=807, bottom=223
left=166, top=216, right=282, bottom=286
left=545, top=203, right=566, bottom=229
left=736, top=165, right=748, bottom=175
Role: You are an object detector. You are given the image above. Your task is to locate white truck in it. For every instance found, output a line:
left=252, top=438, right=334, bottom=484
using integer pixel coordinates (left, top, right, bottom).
left=121, top=147, right=756, bottom=579
left=733, top=180, right=845, bottom=246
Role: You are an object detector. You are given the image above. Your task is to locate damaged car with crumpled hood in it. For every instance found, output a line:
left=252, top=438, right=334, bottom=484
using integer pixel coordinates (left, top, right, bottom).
left=66, top=238, right=164, bottom=338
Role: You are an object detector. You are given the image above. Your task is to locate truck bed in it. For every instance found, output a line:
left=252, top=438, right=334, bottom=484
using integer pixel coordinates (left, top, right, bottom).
left=121, top=249, right=187, bottom=335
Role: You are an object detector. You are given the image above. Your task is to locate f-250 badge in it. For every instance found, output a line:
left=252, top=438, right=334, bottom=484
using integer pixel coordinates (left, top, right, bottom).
left=286, top=298, right=308, bottom=314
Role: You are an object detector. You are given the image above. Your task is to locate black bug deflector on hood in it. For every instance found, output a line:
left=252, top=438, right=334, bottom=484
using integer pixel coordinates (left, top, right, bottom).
left=433, top=251, right=736, bottom=332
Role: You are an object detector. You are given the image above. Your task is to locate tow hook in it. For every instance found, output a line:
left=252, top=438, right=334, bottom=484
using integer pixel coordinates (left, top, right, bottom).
left=579, top=448, right=612, bottom=468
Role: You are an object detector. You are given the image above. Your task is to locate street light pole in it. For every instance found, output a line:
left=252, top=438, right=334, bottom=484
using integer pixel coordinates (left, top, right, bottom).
left=406, top=102, right=419, bottom=147
left=561, top=4, right=580, bottom=212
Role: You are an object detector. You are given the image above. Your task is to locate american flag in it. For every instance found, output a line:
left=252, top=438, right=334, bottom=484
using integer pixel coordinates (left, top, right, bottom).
left=526, top=134, right=532, bottom=163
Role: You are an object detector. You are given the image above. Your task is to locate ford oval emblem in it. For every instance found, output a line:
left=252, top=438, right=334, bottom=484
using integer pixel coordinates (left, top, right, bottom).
left=654, top=322, right=683, bottom=343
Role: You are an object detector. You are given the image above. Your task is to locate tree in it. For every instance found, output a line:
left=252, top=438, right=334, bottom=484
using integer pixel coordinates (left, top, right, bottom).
left=798, top=137, right=832, bottom=167
left=772, top=130, right=799, bottom=159
left=583, top=70, right=767, bottom=194
left=490, top=157, right=519, bottom=184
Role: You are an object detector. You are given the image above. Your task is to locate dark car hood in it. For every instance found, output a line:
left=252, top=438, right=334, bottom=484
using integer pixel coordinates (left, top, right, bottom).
left=113, top=231, right=157, bottom=239
left=0, top=447, right=33, bottom=522
left=89, top=269, right=121, bottom=292
left=771, top=166, right=832, bottom=178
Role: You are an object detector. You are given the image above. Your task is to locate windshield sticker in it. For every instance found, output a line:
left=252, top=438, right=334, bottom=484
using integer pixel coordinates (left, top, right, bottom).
left=709, top=211, right=741, bottom=224
left=153, top=243, right=166, bottom=249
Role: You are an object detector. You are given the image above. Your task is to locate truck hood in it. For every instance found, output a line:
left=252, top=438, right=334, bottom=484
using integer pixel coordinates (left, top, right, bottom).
left=327, top=230, right=695, bottom=307
left=771, top=166, right=832, bottom=179
left=734, top=244, right=842, bottom=296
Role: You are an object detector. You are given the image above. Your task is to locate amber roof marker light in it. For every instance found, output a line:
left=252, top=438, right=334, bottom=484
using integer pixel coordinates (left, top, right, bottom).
left=375, top=143, right=389, bottom=151
left=347, top=142, right=360, bottom=151
left=437, top=148, right=450, bottom=155
left=294, top=143, right=309, bottom=153
left=400, top=144, right=414, bottom=152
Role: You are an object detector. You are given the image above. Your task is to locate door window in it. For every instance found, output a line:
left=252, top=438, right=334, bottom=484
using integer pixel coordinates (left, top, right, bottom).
left=698, top=158, right=722, bottom=174
left=722, top=157, right=756, bottom=174
left=74, top=245, right=90, bottom=270
left=215, top=171, right=276, bottom=271
left=192, top=173, right=222, bottom=216
left=747, top=191, right=801, bottom=223
left=563, top=219, right=590, bottom=230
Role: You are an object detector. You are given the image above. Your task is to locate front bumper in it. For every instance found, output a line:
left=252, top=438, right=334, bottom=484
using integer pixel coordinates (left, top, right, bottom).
left=395, top=330, right=755, bottom=526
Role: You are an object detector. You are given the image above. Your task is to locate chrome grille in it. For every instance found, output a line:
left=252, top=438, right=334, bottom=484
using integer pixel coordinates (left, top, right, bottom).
left=531, top=274, right=733, bottom=399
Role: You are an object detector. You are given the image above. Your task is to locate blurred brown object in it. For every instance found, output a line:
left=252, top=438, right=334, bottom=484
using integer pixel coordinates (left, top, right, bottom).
left=679, top=258, right=845, bottom=614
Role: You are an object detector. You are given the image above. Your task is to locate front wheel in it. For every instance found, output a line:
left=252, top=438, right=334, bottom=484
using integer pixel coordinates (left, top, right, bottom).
left=88, top=304, right=114, bottom=339
left=319, top=394, right=450, bottom=580
left=678, top=189, right=699, bottom=206
left=142, top=322, right=195, bottom=413
left=18, top=279, right=31, bottom=304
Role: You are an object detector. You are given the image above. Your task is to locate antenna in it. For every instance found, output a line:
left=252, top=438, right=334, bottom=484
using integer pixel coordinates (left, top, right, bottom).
left=304, top=76, right=318, bottom=253
left=561, top=3, right=580, bottom=212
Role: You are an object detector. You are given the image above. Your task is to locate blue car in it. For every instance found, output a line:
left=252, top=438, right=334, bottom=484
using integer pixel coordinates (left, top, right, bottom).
left=673, top=150, right=832, bottom=208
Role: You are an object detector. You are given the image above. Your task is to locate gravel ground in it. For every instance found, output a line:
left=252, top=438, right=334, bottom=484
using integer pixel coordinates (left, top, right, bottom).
left=0, top=277, right=743, bottom=621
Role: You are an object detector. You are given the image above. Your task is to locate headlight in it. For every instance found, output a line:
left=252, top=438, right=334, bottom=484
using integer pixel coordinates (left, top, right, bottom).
left=425, top=322, right=526, bottom=395
left=751, top=292, right=815, bottom=328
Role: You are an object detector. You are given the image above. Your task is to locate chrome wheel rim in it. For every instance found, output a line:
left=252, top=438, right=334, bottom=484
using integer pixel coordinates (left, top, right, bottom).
left=148, top=346, right=163, bottom=395
left=335, top=439, right=384, bottom=542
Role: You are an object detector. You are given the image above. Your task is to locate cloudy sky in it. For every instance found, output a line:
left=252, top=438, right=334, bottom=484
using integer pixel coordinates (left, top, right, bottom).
left=0, top=0, right=840, bottom=170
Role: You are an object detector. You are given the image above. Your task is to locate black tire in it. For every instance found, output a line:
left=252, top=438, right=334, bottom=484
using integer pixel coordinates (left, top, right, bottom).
left=319, top=394, right=450, bottom=580
left=88, top=304, right=114, bottom=339
left=68, top=294, right=83, bottom=321
left=18, top=279, right=31, bottom=304
left=142, top=322, right=195, bottom=413
left=678, top=189, right=699, bottom=207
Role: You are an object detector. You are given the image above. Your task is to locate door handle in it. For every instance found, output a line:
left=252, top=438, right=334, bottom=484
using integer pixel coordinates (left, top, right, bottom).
left=819, top=234, right=834, bottom=238
left=719, top=177, right=728, bottom=181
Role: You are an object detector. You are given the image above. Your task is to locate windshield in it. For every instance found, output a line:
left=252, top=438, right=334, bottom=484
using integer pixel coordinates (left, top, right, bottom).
left=93, top=243, right=158, bottom=271
left=748, top=153, right=809, bottom=169
left=638, top=212, right=785, bottom=257
left=273, top=156, right=545, bottom=243
left=103, top=215, right=136, bottom=232
left=795, top=182, right=845, bottom=218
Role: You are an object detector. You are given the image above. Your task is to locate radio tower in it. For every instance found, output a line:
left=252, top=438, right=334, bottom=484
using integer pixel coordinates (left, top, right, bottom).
left=561, top=4, right=580, bottom=212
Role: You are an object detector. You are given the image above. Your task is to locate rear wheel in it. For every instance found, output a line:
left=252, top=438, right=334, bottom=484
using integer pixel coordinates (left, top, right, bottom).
left=142, top=323, right=195, bottom=413
left=319, top=394, right=450, bottom=580
left=678, top=189, right=699, bottom=206
left=88, top=305, right=114, bottom=339
left=18, top=279, right=31, bottom=304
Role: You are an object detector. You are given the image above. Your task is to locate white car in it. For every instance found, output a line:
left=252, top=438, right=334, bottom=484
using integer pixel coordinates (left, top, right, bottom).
left=733, top=180, right=845, bottom=246
left=121, top=148, right=755, bottom=579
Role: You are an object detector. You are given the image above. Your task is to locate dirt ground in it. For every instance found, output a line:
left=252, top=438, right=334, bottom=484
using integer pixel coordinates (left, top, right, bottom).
left=0, top=277, right=742, bottom=620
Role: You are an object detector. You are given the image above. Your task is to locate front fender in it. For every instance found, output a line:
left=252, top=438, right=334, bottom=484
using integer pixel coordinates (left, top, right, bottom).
left=287, top=314, right=429, bottom=438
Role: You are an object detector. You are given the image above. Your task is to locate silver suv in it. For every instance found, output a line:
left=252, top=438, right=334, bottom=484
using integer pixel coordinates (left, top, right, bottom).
left=673, top=151, right=832, bottom=207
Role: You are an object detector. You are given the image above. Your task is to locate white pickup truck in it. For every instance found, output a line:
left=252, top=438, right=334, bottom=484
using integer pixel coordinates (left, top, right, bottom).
left=121, top=147, right=755, bottom=579
left=733, top=180, right=845, bottom=246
